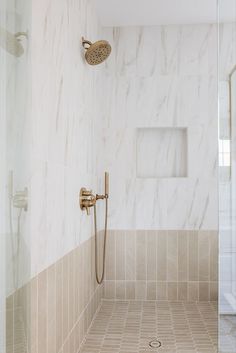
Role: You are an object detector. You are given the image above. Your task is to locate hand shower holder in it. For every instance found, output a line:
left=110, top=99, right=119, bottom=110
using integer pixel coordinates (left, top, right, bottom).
left=79, top=172, right=109, bottom=285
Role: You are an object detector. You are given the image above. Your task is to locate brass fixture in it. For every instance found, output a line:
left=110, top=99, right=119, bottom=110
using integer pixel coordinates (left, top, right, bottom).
left=80, top=188, right=96, bottom=215
left=82, top=37, right=111, bottom=65
left=79, top=172, right=109, bottom=284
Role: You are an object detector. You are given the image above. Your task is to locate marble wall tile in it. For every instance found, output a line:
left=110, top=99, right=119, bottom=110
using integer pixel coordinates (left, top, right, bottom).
left=101, top=24, right=219, bottom=231
left=136, top=127, right=187, bottom=178
left=30, top=0, right=105, bottom=277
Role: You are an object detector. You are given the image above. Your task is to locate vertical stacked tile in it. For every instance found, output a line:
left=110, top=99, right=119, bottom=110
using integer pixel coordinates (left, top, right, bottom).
left=104, top=230, right=218, bottom=301
left=5, top=235, right=103, bottom=353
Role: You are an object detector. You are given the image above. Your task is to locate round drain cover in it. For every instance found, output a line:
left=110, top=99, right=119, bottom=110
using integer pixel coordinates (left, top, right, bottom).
left=149, top=339, right=162, bottom=349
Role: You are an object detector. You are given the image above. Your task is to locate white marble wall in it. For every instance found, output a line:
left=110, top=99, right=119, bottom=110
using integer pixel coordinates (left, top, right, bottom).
left=100, top=25, right=219, bottom=230
left=30, top=0, right=105, bottom=276
left=136, top=127, right=187, bottom=178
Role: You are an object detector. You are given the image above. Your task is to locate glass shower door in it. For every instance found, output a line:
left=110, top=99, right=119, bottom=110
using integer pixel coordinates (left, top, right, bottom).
left=231, top=69, right=236, bottom=305
left=219, top=0, right=236, bottom=351
left=0, top=1, right=7, bottom=352
left=0, top=0, right=31, bottom=352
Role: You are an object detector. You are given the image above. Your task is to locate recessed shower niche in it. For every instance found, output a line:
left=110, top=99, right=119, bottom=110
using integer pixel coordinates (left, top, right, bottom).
left=136, top=127, right=188, bottom=178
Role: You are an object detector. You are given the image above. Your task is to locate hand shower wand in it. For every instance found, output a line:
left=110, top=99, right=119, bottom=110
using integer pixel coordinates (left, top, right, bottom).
left=80, top=172, right=109, bottom=284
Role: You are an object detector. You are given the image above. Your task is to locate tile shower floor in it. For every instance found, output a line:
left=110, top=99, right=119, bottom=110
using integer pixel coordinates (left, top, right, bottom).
left=80, top=300, right=218, bottom=353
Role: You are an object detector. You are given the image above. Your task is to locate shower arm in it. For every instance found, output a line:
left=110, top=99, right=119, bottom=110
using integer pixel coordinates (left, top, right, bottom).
left=82, top=37, right=92, bottom=49
left=96, top=193, right=108, bottom=200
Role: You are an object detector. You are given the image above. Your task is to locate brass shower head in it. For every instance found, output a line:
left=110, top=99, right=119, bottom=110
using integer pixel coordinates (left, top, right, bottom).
left=82, top=37, right=111, bottom=65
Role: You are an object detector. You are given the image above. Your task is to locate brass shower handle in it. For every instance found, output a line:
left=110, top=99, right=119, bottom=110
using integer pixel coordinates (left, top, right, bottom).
left=80, top=188, right=96, bottom=215
left=82, top=189, right=93, bottom=196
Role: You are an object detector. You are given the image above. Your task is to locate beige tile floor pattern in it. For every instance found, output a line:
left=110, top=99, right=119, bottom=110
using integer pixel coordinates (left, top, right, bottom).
left=80, top=300, right=218, bottom=353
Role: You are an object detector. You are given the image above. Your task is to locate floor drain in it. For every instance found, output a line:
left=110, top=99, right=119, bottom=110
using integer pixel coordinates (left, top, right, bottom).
left=149, top=339, right=162, bottom=349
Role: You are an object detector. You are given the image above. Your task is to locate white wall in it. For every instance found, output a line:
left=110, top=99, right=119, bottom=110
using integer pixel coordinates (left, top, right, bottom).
left=30, top=0, right=105, bottom=276
left=100, top=24, right=219, bottom=230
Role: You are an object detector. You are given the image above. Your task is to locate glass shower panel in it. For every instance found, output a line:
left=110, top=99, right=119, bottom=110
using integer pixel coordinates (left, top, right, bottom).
left=219, top=33, right=236, bottom=314
left=230, top=69, right=236, bottom=310
left=0, top=0, right=31, bottom=351
left=0, top=2, right=7, bottom=352
left=219, top=0, right=236, bottom=351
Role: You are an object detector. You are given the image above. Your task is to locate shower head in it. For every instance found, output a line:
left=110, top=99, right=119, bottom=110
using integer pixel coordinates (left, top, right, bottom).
left=82, top=37, right=111, bottom=65
left=0, top=27, right=26, bottom=57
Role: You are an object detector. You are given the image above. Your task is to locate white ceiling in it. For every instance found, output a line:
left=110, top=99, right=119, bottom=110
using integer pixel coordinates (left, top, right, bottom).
left=94, top=0, right=236, bottom=27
